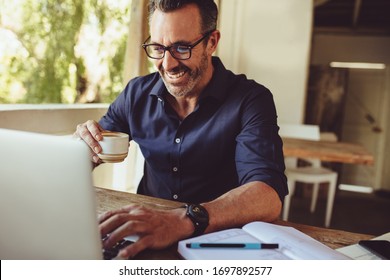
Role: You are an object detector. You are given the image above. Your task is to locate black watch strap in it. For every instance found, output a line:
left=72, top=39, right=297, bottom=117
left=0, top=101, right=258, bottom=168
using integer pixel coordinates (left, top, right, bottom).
left=182, top=204, right=209, bottom=237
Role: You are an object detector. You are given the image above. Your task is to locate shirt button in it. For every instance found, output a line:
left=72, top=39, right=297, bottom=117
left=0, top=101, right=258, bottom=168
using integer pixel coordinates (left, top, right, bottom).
left=172, top=167, right=178, bottom=172
left=175, top=138, right=181, bottom=144
left=173, top=194, right=179, bottom=200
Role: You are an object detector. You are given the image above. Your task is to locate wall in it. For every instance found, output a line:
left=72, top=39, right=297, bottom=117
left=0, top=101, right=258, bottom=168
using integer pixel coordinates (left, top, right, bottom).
left=311, top=34, right=390, bottom=65
left=218, top=0, right=313, bottom=124
left=311, top=34, right=390, bottom=191
left=0, top=104, right=109, bottom=135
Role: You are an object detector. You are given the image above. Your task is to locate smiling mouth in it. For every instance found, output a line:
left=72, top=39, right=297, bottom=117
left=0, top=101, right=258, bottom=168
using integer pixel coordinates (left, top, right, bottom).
left=165, top=70, right=187, bottom=80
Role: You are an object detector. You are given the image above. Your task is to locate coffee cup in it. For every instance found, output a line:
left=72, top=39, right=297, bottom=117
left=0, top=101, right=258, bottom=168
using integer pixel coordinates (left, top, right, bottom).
left=98, top=131, right=129, bottom=163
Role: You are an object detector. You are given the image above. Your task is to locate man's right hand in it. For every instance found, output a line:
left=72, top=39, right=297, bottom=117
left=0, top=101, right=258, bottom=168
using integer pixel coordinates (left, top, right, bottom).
left=73, top=120, right=106, bottom=164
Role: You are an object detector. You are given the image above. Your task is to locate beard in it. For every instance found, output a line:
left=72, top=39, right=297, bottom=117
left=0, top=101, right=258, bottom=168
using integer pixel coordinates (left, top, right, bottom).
left=158, top=52, right=209, bottom=98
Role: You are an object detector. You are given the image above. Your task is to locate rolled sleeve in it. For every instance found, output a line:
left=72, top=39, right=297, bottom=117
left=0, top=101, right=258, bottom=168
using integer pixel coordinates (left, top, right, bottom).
left=235, top=89, right=288, bottom=202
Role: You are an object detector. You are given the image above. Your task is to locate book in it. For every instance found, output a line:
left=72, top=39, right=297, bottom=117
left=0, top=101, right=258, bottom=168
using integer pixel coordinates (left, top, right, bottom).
left=178, top=221, right=350, bottom=260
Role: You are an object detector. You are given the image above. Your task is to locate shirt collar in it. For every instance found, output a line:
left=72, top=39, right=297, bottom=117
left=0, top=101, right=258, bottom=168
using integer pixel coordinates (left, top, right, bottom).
left=149, top=76, right=167, bottom=99
left=200, top=56, right=230, bottom=103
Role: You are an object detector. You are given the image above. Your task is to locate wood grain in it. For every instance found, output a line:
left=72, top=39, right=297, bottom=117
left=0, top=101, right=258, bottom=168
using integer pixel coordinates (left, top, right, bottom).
left=283, top=137, right=374, bottom=165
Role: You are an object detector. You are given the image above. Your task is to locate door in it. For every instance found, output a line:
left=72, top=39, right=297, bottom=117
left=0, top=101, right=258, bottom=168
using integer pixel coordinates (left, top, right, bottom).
left=340, top=68, right=387, bottom=190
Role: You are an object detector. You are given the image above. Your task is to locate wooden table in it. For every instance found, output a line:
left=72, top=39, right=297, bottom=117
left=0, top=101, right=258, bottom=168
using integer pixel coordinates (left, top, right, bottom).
left=282, top=137, right=374, bottom=165
left=95, top=187, right=374, bottom=260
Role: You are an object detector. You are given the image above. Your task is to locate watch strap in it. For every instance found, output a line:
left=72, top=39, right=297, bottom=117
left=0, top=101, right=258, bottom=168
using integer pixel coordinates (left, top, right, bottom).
left=182, top=204, right=209, bottom=237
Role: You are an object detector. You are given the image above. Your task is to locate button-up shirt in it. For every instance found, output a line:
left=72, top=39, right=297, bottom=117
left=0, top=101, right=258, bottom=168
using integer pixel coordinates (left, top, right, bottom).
left=99, top=57, right=287, bottom=203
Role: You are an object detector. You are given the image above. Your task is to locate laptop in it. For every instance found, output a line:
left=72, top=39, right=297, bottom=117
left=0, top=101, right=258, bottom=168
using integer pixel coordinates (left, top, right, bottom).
left=0, top=128, right=104, bottom=259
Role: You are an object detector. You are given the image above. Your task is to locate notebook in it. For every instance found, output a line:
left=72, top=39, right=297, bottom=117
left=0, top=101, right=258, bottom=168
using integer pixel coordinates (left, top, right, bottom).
left=0, top=128, right=104, bottom=259
left=178, top=221, right=350, bottom=260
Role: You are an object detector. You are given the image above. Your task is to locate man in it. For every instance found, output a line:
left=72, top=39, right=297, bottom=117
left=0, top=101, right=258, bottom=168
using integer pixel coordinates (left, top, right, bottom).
left=75, top=0, right=287, bottom=259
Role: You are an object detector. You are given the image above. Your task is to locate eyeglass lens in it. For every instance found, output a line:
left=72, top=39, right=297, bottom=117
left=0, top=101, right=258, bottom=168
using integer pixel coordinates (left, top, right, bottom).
left=143, top=30, right=214, bottom=60
left=145, top=45, right=191, bottom=60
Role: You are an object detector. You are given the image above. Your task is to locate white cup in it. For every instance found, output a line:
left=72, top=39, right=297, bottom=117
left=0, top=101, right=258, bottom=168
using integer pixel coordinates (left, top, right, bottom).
left=98, top=131, right=129, bottom=163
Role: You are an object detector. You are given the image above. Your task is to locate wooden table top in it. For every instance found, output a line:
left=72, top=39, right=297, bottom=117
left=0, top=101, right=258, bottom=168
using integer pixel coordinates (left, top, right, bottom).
left=95, top=187, right=374, bottom=260
left=282, top=137, right=374, bottom=165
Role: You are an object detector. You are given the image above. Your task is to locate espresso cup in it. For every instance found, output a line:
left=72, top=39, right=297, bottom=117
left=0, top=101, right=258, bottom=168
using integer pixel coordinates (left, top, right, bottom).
left=98, top=131, right=129, bottom=163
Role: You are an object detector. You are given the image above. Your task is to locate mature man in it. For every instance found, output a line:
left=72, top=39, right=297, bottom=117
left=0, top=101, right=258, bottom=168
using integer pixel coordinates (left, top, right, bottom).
left=75, top=0, right=287, bottom=259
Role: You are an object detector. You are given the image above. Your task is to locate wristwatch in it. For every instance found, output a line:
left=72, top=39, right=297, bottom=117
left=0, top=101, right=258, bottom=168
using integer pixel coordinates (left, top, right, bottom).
left=183, top=204, right=209, bottom=237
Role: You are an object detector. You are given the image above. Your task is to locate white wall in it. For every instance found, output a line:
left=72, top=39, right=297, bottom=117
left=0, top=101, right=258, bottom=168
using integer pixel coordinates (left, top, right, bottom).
left=218, top=0, right=313, bottom=124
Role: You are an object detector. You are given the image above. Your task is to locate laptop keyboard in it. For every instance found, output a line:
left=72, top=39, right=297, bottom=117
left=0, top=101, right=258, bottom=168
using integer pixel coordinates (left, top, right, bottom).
left=102, top=236, right=134, bottom=260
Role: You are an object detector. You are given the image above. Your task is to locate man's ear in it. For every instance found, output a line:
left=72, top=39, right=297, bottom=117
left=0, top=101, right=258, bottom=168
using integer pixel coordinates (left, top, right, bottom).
left=207, top=30, right=221, bottom=55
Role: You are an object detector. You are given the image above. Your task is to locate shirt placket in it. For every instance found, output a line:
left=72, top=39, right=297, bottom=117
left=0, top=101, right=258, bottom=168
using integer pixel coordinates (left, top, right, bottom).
left=170, top=127, right=183, bottom=201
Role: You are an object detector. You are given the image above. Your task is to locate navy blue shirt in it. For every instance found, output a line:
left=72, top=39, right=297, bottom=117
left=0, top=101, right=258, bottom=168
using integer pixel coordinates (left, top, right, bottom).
left=99, top=57, right=287, bottom=203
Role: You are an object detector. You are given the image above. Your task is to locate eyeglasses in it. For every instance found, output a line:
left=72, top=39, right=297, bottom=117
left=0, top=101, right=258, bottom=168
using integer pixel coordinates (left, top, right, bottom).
left=142, top=30, right=214, bottom=60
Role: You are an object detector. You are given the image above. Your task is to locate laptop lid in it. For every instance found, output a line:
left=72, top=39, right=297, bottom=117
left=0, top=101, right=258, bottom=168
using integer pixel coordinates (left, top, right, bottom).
left=0, top=128, right=103, bottom=259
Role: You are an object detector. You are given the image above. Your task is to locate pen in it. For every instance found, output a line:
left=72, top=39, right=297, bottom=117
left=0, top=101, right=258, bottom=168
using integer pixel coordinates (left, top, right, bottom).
left=186, top=243, right=279, bottom=249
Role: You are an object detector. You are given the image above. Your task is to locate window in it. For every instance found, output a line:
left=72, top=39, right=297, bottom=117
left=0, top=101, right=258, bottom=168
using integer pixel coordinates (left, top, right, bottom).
left=0, top=0, right=131, bottom=104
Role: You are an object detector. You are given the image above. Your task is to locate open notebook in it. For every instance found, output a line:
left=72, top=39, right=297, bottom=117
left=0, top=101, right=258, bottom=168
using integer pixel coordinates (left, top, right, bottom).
left=178, top=221, right=350, bottom=260
left=0, top=128, right=105, bottom=259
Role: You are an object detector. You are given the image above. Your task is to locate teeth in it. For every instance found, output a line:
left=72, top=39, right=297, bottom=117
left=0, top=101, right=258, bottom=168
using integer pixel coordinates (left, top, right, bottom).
left=166, top=71, right=186, bottom=79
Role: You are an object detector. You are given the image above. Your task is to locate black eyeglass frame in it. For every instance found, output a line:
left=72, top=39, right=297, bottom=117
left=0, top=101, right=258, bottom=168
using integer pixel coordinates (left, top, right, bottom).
left=142, top=30, right=215, bottom=60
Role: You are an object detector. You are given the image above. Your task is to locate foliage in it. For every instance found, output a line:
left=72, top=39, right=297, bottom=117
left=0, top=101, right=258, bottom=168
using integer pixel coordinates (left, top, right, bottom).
left=0, top=0, right=131, bottom=104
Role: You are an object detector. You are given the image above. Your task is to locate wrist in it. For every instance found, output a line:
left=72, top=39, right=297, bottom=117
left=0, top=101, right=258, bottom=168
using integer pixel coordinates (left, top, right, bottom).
left=174, top=206, right=196, bottom=239
left=182, top=204, right=209, bottom=237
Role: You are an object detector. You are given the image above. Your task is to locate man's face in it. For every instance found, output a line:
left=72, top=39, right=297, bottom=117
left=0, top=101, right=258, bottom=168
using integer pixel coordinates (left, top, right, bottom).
left=149, top=4, right=214, bottom=98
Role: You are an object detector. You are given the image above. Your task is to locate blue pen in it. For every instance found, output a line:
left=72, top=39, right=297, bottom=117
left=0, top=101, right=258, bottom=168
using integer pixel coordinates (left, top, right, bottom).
left=186, top=243, right=279, bottom=249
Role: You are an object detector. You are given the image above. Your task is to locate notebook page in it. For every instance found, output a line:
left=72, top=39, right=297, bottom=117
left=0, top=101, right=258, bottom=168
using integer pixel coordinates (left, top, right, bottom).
left=177, top=228, right=289, bottom=260
left=243, top=222, right=350, bottom=260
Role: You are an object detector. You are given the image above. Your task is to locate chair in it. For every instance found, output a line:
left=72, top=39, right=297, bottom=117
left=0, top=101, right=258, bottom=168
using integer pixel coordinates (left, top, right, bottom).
left=279, top=124, right=338, bottom=227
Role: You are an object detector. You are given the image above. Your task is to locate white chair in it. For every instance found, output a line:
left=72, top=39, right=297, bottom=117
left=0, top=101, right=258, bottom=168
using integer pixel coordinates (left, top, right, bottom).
left=279, top=124, right=338, bottom=228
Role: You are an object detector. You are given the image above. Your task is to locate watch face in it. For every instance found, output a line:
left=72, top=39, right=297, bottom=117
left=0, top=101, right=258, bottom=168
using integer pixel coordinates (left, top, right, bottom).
left=186, top=204, right=209, bottom=237
left=189, top=204, right=209, bottom=222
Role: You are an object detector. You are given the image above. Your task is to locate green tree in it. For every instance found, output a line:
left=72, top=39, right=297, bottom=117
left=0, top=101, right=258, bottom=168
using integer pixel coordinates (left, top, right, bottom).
left=0, top=0, right=130, bottom=104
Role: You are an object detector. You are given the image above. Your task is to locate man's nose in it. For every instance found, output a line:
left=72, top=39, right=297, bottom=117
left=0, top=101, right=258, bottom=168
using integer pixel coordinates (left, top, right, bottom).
left=162, top=50, right=180, bottom=71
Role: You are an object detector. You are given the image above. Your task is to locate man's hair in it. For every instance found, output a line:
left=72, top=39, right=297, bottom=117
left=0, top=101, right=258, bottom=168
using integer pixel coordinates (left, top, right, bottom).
left=148, top=0, right=218, bottom=33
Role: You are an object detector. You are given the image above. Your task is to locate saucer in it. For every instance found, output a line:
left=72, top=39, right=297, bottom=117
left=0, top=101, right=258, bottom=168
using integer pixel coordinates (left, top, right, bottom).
left=98, top=153, right=128, bottom=163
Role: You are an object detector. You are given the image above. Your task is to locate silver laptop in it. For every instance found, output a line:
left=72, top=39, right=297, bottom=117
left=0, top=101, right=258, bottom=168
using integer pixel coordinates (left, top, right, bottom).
left=0, top=128, right=103, bottom=259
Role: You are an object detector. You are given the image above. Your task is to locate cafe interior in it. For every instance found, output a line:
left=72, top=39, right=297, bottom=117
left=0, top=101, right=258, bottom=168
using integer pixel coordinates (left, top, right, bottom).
left=0, top=0, right=389, bottom=237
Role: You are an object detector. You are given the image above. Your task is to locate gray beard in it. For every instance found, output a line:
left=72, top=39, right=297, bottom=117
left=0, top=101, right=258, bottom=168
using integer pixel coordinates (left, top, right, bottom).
left=160, top=53, right=209, bottom=98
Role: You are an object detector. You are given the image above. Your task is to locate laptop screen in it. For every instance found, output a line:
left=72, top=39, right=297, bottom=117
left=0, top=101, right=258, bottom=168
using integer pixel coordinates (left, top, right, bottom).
left=0, top=128, right=103, bottom=259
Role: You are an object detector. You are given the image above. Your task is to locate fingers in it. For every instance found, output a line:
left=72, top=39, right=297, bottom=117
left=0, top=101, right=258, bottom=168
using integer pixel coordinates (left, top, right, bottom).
left=86, top=120, right=104, bottom=142
left=104, top=219, right=150, bottom=258
left=99, top=205, right=158, bottom=258
left=118, top=235, right=153, bottom=259
left=100, top=213, right=134, bottom=239
left=98, top=205, right=136, bottom=224
left=98, top=205, right=187, bottom=259
left=100, top=213, right=150, bottom=259
left=74, top=120, right=104, bottom=163
left=99, top=205, right=147, bottom=238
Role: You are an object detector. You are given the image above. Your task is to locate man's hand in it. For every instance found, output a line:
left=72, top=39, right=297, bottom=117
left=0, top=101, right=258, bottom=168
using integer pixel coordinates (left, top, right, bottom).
left=73, top=120, right=105, bottom=164
left=98, top=204, right=194, bottom=259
